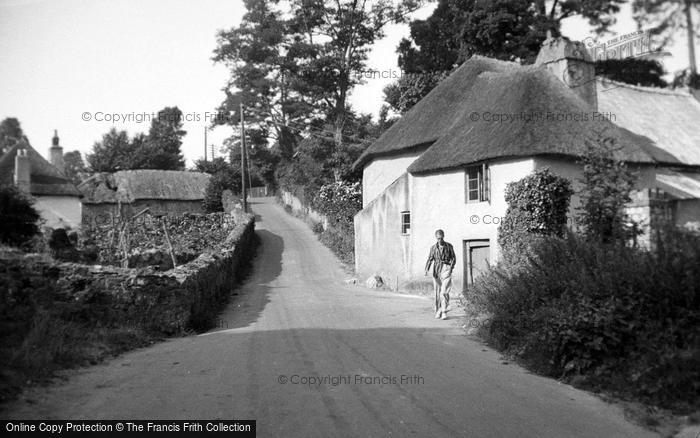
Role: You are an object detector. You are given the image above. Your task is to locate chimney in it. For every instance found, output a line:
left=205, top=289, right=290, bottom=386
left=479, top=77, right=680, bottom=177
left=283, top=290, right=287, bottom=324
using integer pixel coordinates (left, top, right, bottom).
left=50, top=129, right=65, bottom=174
left=535, top=36, right=598, bottom=110
left=14, top=148, right=31, bottom=193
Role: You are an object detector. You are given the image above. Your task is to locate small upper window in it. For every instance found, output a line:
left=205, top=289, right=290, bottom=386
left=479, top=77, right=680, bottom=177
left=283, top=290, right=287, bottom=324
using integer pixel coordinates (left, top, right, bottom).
left=401, top=211, right=410, bottom=235
left=465, top=164, right=489, bottom=203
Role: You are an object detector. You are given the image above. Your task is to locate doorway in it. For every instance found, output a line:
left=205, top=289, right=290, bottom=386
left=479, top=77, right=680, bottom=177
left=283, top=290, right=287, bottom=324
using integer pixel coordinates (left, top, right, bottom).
left=463, top=240, right=490, bottom=291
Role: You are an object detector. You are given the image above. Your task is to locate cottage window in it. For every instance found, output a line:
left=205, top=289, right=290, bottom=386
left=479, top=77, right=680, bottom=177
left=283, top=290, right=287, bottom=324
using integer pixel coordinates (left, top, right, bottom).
left=465, top=164, right=489, bottom=203
left=401, top=211, right=411, bottom=235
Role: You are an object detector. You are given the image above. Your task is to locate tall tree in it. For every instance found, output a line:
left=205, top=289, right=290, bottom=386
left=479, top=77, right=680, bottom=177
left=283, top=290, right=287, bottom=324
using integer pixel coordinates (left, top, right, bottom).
left=392, top=0, right=551, bottom=114
left=398, top=0, right=626, bottom=73
left=192, top=157, right=230, bottom=175
left=390, top=0, right=626, bottom=113
left=62, top=150, right=88, bottom=185
left=215, top=0, right=421, bottom=156
left=275, top=111, right=375, bottom=194
left=397, top=0, right=461, bottom=73
left=537, top=0, right=626, bottom=33
left=244, top=143, right=281, bottom=188
left=457, top=0, right=552, bottom=63
left=87, top=107, right=187, bottom=172
left=86, top=128, right=135, bottom=172
left=383, top=71, right=450, bottom=114
left=213, top=0, right=309, bottom=160
left=633, top=0, right=699, bottom=76
left=288, top=0, right=421, bottom=146
left=202, top=165, right=243, bottom=213
left=595, top=58, right=667, bottom=87
left=140, top=106, right=186, bottom=170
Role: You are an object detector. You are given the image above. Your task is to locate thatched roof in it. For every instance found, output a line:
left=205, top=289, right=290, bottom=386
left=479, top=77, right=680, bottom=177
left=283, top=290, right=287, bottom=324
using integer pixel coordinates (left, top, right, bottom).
left=355, top=52, right=700, bottom=175
left=353, top=56, right=519, bottom=169
left=598, top=81, right=700, bottom=166
left=0, top=140, right=81, bottom=196
left=408, top=66, right=656, bottom=174
left=79, top=170, right=211, bottom=204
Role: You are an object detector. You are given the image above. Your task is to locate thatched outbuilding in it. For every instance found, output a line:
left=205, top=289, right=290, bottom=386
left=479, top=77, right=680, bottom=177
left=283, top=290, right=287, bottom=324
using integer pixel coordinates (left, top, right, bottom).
left=79, top=170, right=211, bottom=223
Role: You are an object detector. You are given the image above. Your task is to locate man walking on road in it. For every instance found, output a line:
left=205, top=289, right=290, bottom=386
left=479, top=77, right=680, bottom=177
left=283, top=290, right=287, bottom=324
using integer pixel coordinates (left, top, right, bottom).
left=425, top=229, right=456, bottom=320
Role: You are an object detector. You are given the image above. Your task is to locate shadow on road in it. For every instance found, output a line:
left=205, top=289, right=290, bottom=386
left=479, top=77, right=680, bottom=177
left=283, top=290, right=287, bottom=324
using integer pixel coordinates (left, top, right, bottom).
left=213, top=229, right=284, bottom=330
left=251, top=229, right=284, bottom=284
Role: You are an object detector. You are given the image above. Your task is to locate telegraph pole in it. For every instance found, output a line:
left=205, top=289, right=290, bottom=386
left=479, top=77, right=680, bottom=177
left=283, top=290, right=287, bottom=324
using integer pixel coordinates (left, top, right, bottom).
left=204, top=127, right=208, bottom=162
left=240, top=102, right=247, bottom=213
left=685, top=0, right=697, bottom=76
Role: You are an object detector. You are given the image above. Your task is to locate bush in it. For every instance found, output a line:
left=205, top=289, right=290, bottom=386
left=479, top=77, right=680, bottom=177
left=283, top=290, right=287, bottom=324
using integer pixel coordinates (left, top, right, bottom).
left=311, top=222, right=324, bottom=234
left=310, top=181, right=361, bottom=265
left=0, top=185, right=40, bottom=247
left=577, top=132, right=639, bottom=244
left=279, top=182, right=358, bottom=264
left=203, top=168, right=241, bottom=213
left=467, top=228, right=700, bottom=412
left=319, top=221, right=354, bottom=265
left=48, top=228, right=80, bottom=262
left=310, top=180, right=362, bottom=223
left=498, top=168, right=573, bottom=263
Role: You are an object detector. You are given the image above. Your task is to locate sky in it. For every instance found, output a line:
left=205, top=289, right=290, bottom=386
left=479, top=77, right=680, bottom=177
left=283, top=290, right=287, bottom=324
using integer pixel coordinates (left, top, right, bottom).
left=0, top=0, right=694, bottom=168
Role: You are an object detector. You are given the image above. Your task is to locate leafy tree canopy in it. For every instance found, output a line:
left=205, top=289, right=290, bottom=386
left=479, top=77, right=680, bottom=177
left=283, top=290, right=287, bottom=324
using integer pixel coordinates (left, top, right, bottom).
left=62, top=150, right=88, bottom=185
left=0, top=117, right=24, bottom=149
left=202, top=165, right=242, bottom=213
left=389, top=0, right=627, bottom=113
left=192, top=157, right=231, bottom=175
left=595, top=58, right=667, bottom=88
left=214, top=0, right=420, bottom=151
left=86, top=107, right=186, bottom=172
left=86, top=128, right=135, bottom=172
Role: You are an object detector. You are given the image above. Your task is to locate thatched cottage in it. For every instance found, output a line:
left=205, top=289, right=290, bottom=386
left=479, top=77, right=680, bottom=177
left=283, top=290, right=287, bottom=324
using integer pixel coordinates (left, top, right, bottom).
left=0, top=132, right=82, bottom=228
left=78, top=170, right=211, bottom=223
left=353, top=36, right=700, bottom=292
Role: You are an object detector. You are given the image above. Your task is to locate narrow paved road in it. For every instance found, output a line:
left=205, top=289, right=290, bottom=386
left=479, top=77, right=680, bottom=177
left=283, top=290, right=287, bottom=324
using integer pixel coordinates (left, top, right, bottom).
left=4, top=198, right=656, bottom=437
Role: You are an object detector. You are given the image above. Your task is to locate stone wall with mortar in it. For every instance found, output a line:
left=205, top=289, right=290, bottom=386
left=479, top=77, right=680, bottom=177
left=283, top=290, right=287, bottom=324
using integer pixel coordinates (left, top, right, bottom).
left=280, top=190, right=329, bottom=228
left=0, top=214, right=256, bottom=339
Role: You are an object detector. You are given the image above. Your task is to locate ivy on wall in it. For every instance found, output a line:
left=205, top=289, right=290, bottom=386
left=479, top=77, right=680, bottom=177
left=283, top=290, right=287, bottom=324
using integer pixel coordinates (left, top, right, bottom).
left=498, top=168, right=573, bottom=262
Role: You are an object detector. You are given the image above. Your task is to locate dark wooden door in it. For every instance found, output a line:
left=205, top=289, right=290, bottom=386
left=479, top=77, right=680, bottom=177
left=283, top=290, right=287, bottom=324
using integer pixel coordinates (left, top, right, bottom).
left=463, top=240, right=490, bottom=290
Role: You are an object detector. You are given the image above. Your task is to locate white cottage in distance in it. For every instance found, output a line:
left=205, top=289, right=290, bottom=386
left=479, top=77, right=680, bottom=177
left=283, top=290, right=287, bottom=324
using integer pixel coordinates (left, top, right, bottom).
left=0, top=131, right=82, bottom=229
left=353, top=36, right=700, bottom=293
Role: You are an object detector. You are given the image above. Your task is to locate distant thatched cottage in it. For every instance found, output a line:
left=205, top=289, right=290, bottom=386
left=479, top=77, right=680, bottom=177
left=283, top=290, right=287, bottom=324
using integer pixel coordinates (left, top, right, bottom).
left=0, top=132, right=82, bottom=228
left=78, top=170, right=211, bottom=223
left=353, top=36, right=700, bottom=292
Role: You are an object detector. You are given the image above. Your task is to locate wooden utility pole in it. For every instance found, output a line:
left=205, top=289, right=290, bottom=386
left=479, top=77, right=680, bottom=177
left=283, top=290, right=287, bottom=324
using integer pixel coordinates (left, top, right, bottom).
left=685, top=0, right=697, bottom=75
left=240, top=102, right=247, bottom=213
left=204, top=127, right=208, bottom=162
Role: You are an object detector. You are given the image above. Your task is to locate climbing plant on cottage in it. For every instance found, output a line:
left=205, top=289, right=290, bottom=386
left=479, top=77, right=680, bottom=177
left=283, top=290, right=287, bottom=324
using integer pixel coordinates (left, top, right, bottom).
left=311, top=181, right=362, bottom=224
left=498, top=168, right=573, bottom=262
left=308, top=181, right=362, bottom=265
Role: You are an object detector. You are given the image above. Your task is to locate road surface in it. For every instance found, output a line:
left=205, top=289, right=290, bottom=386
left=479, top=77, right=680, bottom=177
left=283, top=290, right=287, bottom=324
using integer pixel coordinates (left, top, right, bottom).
left=3, top=197, right=656, bottom=437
